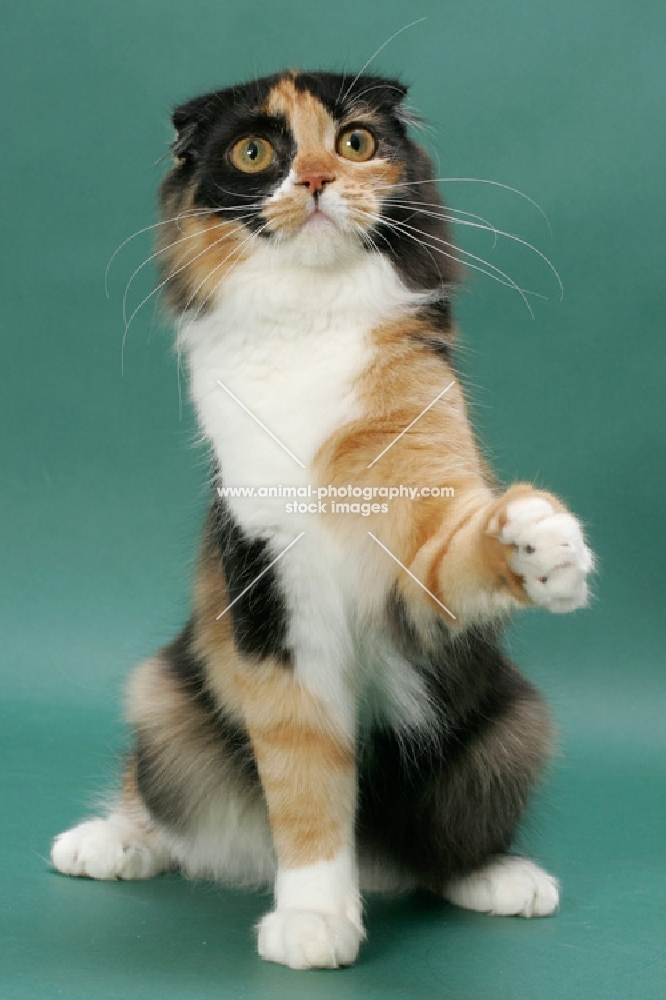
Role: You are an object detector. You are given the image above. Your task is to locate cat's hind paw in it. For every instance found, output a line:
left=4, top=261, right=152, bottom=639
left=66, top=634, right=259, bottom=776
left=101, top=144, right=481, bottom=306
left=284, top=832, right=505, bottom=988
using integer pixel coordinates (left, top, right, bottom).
left=498, top=495, right=594, bottom=612
left=257, top=909, right=364, bottom=970
left=444, top=856, right=559, bottom=917
left=51, top=815, right=169, bottom=881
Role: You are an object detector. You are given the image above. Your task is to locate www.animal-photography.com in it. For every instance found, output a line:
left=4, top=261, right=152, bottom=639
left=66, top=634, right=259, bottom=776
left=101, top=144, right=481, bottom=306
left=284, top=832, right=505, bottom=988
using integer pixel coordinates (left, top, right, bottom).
left=2, top=2, right=664, bottom=998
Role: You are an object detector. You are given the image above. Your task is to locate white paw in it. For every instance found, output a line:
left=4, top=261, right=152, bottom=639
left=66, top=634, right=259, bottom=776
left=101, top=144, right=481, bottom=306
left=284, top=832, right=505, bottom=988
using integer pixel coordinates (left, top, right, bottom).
left=257, top=910, right=364, bottom=970
left=500, top=497, right=594, bottom=612
left=51, top=815, right=168, bottom=880
left=444, top=856, right=559, bottom=917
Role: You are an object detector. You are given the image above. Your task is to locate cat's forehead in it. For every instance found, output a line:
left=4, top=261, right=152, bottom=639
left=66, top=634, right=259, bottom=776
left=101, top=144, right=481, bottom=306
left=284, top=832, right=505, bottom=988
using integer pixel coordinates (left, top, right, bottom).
left=263, top=77, right=338, bottom=148
left=216, top=71, right=408, bottom=129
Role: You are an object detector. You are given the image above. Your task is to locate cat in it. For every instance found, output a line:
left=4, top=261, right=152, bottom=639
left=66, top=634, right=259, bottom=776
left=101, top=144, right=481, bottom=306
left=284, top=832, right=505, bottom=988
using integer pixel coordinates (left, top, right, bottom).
left=51, top=70, right=594, bottom=970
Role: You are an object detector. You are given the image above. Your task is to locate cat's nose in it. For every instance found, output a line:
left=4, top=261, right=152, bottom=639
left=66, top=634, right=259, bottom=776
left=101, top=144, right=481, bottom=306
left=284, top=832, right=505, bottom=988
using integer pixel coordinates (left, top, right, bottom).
left=296, top=174, right=335, bottom=194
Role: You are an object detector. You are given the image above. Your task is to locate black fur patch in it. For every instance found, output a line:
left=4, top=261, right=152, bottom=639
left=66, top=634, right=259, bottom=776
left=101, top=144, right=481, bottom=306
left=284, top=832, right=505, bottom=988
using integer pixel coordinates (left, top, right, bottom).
left=409, top=296, right=455, bottom=360
left=162, top=76, right=296, bottom=235
left=356, top=594, right=551, bottom=883
left=208, top=493, right=292, bottom=664
left=292, top=70, right=408, bottom=117
left=410, top=335, right=451, bottom=363
left=159, top=70, right=460, bottom=298
left=135, top=621, right=261, bottom=831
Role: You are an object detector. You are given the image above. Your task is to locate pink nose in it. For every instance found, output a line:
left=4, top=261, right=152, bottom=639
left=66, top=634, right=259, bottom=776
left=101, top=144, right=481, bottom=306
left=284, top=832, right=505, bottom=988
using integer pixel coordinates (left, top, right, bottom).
left=297, top=174, right=335, bottom=194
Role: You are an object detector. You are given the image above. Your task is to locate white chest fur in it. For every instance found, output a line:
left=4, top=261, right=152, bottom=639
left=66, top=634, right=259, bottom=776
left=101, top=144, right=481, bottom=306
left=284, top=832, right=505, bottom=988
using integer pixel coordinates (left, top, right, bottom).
left=183, top=244, right=424, bottom=533
left=182, top=244, right=431, bottom=728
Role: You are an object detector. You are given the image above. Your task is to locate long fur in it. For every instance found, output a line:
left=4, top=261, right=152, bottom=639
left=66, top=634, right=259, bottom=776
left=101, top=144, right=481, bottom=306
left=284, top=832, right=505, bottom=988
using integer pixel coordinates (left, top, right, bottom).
left=51, top=70, right=593, bottom=970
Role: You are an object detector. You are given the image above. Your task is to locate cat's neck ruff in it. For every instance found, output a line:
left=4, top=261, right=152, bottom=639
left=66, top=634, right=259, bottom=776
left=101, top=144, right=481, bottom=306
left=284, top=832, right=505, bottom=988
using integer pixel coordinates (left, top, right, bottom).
left=180, top=245, right=431, bottom=531
left=177, top=241, right=432, bottom=353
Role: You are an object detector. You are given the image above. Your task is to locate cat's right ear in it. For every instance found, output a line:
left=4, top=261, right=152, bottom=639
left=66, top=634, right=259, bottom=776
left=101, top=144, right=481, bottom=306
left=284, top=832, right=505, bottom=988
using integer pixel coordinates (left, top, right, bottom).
left=171, top=95, right=211, bottom=164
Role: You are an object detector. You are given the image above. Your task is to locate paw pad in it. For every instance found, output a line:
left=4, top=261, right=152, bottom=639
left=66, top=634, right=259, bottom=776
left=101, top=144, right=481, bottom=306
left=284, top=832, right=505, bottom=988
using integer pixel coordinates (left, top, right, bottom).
left=498, top=497, right=593, bottom=612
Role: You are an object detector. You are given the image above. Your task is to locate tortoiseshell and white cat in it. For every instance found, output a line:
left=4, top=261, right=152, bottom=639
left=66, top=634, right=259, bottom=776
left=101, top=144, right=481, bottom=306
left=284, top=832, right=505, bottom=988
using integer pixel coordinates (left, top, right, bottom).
left=52, top=71, right=593, bottom=969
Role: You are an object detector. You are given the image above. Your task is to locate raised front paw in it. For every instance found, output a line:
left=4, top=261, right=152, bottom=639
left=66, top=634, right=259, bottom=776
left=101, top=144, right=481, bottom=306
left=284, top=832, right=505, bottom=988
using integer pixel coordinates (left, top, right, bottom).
left=257, top=909, right=363, bottom=970
left=490, top=488, right=594, bottom=612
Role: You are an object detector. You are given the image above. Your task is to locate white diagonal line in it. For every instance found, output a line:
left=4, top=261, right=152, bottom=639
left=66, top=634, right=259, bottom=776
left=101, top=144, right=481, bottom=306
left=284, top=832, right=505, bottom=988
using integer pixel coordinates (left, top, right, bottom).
left=367, top=531, right=456, bottom=620
left=366, top=380, right=456, bottom=469
left=216, top=531, right=305, bottom=620
left=216, top=380, right=306, bottom=469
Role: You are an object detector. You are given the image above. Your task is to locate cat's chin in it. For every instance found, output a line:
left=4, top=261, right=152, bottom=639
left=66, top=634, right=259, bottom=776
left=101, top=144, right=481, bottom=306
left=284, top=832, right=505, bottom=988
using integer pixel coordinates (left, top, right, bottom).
left=271, top=223, right=363, bottom=269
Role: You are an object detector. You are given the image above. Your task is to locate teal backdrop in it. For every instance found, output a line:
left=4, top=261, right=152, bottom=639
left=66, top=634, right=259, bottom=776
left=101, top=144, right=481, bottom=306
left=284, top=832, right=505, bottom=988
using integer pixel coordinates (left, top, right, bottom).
left=1, top=1, right=664, bottom=997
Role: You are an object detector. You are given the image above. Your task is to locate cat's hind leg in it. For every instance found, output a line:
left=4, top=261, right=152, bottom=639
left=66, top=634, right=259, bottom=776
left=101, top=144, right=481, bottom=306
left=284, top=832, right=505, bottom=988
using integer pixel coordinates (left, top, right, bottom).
left=51, top=758, right=172, bottom=881
left=358, top=648, right=559, bottom=918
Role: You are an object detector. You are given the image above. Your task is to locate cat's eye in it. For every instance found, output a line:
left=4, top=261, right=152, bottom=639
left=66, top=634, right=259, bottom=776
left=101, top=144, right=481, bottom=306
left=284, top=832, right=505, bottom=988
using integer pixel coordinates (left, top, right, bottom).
left=230, top=137, right=275, bottom=173
left=336, top=127, right=376, bottom=162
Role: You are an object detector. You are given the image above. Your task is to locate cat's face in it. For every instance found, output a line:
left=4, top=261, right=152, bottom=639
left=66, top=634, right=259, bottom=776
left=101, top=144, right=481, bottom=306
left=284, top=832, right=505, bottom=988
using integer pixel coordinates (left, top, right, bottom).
left=158, top=71, right=455, bottom=313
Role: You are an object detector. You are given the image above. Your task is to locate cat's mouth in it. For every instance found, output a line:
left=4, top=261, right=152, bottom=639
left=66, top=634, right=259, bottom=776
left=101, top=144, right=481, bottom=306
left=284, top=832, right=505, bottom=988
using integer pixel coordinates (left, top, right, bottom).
left=303, top=206, right=335, bottom=228
left=262, top=189, right=362, bottom=258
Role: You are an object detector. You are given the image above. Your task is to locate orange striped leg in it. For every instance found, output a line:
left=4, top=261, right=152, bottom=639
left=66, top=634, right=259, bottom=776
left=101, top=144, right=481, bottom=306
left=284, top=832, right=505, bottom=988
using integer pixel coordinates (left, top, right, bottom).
left=238, top=666, right=363, bottom=970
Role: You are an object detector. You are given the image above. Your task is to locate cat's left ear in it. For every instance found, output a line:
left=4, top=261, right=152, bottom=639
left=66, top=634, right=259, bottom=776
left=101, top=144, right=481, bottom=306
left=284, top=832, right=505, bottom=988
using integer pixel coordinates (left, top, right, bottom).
left=170, top=94, right=212, bottom=163
left=348, top=77, right=417, bottom=129
left=377, top=81, right=421, bottom=129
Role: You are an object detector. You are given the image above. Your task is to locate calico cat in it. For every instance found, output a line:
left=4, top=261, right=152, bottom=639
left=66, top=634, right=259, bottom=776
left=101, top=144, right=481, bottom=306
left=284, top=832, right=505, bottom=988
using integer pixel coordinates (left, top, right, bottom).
left=51, top=70, right=594, bottom=970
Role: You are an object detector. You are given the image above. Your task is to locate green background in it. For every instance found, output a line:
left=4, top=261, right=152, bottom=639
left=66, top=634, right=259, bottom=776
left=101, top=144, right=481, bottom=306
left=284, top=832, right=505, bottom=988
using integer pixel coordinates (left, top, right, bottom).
left=2, top=1, right=664, bottom=997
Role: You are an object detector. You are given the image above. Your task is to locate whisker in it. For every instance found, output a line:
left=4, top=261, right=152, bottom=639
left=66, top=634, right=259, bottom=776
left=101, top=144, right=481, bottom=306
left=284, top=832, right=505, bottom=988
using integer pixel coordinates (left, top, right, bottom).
left=121, top=218, right=254, bottom=328
left=352, top=220, right=381, bottom=257
left=376, top=177, right=552, bottom=234
left=105, top=209, right=213, bottom=297
left=121, top=226, right=249, bottom=373
left=383, top=199, right=500, bottom=246
left=335, top=70, right=349, bottom=107
left=356, top=209, right=539, bottom=315
left=344, top=82, right=412, bottom=110
left=212, top=182, right=267, bottom=202
left=401, top=111, right=436, bottom=137
left=387, top=216, right=541, bottom=315
left=105, top=204, right=265, bottom=297
left=177, top=222, right=271, bottom=343
left=178, top=223, right=269, bottom=326
left=340, top=18, right=427, bottom=104
left=353, top=209, right=446, bottom=284
left=385, top=203, right=562, bottom=298
left=177, top=347, right=184, bottom=421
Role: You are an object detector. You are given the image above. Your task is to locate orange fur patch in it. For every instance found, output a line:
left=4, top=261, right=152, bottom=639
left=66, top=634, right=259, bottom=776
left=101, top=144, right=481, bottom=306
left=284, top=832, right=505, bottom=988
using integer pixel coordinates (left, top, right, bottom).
left=156, top=205, right=250, bottom=314
left=262, top=77, right=403, bottom=237
left=314, top=317, right=573, bottom=624
left=192, top=526, right=355, bottom=867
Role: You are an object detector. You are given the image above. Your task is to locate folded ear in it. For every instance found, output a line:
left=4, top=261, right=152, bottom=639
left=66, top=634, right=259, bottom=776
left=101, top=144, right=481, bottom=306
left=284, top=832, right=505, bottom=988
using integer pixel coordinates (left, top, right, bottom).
left=171, top=93, right=214, bottom=163
left=345, top=75, right=409, bottom=112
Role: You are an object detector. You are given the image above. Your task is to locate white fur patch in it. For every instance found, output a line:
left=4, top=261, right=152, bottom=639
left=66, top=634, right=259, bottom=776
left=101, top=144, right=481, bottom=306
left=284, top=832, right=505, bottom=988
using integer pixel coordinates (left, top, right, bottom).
left=51, top=813, right=171, bottom=881
left=257, top=848, right=364, bottom=969
left=158, top=792, right=276, bottom=886
left=257, top=911, right=362, bottom=970
left=500, top=498, right=594, bottom=612
left=266, top=174, right=364, bottom=267
left=444, top=855, right=560, bottom=917
left=183, top=242, right=433, bottom=730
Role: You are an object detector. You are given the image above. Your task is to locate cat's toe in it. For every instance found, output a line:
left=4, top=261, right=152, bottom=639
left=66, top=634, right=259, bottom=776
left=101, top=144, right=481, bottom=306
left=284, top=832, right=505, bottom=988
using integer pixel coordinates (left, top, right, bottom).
left=444, top=856, right=559, bottom=917
left=500, top=500, right=593, bottom=612
left=51, top=816, right=166, bottom=880
left=257, top=909, right=363, bottom=969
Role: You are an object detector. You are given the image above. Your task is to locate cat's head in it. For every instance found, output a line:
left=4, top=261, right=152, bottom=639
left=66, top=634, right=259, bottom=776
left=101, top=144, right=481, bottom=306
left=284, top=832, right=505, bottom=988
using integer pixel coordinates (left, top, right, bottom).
left=158, top=71, right=456, bottom=314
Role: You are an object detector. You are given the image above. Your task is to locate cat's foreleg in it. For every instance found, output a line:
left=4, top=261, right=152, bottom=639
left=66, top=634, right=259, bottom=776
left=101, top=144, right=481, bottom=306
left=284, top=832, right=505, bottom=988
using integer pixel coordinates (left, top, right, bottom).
left=409, top=483, right=594, bottom=625
left=239, top=664, right=363, bottom=970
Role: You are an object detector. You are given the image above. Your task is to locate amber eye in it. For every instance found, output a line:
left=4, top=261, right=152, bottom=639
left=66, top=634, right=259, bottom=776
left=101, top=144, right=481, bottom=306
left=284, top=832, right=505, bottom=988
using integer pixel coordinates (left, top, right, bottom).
left=230, top=137, right=274, bottom=173
left=336, top=127, right=376, bottom=162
